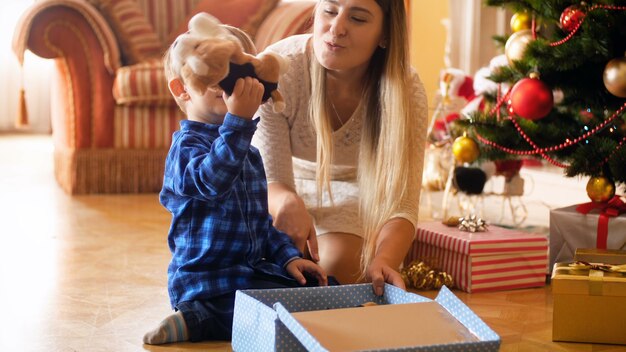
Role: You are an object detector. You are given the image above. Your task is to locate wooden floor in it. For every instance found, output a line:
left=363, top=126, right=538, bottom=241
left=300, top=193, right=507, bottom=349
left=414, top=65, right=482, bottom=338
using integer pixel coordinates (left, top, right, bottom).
left=1, top=134, right=624, bottom=352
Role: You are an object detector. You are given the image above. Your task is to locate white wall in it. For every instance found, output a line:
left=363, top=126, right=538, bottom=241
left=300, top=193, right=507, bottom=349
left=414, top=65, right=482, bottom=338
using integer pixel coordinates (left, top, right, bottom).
left=0, top=1, right=53, bottom=134
left=410, top=0, right=509, bottom=120
left=447, top=0, right=508, bottom=75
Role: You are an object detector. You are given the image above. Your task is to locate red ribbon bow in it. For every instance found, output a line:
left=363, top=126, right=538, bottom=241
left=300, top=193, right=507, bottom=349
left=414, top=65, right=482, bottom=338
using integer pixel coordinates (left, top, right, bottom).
left=576, top=196, right=626, bottom=249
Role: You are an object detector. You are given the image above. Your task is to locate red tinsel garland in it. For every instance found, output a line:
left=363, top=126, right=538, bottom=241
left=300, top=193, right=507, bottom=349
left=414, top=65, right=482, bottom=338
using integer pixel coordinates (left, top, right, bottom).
left=547, top=4, right=626, bottom=47
left=474, top=102, right=626, bottom=168
left=471, top=4, right=626, bottom=169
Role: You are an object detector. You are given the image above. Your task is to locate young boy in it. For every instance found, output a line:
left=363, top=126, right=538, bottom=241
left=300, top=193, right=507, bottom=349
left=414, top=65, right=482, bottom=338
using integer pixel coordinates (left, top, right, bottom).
left=143, top=25, right=328, bottom=345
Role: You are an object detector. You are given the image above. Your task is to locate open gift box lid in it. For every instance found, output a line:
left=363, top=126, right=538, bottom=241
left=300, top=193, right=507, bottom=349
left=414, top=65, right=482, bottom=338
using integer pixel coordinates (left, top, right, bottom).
left=232, top=283, right=500, bottom=351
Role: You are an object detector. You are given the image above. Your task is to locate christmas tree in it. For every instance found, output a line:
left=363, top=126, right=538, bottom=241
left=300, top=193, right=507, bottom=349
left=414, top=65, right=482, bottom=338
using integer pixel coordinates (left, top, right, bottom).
left=452, top=0, right=626, bottom=201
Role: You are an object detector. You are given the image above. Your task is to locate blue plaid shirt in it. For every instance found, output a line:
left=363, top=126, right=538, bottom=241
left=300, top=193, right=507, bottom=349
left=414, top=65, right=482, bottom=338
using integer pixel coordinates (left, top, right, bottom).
left=160, top=115, right=301, bottom=309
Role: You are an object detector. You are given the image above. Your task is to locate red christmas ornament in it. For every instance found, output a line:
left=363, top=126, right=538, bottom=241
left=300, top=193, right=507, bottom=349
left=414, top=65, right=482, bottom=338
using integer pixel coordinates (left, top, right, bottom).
left=509, top=75, right=554, bottom=121
left=560, top=5, right=586, bottom=33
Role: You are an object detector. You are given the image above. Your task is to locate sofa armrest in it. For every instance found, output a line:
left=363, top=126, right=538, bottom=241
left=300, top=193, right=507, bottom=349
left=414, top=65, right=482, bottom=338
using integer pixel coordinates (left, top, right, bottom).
left=12, top=0, right=121, bottom=148
left=13, top=0, right=120, bottom=72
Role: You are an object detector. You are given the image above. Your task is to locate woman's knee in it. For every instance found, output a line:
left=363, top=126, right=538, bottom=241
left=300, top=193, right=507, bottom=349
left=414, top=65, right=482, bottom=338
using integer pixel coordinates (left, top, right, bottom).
left=317, top=232, right=363, bottom=284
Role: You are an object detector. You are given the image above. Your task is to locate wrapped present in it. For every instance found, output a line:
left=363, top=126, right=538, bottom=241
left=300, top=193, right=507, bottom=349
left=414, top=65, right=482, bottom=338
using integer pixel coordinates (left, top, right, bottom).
left=552, top=262, right=626, bottom=345
left=406, top=221, right=548, bottom=293
left=232, top=283, right=500, bottom=351
left=575, top=248, right=626, bottom=265
left=549, top=197, right=626, bottom=269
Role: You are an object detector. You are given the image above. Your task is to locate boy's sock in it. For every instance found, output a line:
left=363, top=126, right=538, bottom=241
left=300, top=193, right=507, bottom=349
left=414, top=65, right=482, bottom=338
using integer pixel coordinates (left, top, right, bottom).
left=143, top=311, right=189, bottom=345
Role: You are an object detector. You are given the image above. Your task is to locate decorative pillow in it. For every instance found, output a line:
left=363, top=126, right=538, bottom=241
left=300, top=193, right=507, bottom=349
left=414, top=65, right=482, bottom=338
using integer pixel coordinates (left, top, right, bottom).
left=113, top=58, right=174, bottom=106
left=167, top=0, right=280, bottom=44
left=253, top=0, right=315, bottom=51
left=95, top=0, right=163, bottom=64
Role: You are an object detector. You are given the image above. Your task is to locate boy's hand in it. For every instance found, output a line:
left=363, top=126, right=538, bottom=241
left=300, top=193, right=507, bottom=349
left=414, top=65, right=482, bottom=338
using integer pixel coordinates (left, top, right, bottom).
left=224, top=77, right=264, bottom=120
left=286, top=258, right=328, bottom=286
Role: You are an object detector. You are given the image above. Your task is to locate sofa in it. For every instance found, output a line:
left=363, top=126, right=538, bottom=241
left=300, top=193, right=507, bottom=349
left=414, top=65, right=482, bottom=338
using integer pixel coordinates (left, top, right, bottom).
left=12, top=0, right=315, bottom=194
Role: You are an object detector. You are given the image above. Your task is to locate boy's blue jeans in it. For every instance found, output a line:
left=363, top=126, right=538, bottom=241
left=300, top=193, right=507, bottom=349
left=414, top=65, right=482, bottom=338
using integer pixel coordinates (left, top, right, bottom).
left=177, top=272, right=340, bottom=342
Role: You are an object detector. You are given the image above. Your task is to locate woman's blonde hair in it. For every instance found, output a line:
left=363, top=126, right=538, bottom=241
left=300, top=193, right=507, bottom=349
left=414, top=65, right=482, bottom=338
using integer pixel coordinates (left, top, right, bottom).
left=309, top=1, right=417, bottom=274
left=163, top=25, right=257, bottom=113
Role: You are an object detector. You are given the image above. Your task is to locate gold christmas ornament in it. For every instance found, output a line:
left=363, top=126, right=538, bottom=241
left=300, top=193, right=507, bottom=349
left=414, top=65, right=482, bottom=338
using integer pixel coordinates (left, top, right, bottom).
left=586, top=176, right=616, bottom=202
left=510, top=12, right=532, bottom=32
left=401, top=260, right=454, bottom=291
left=603, top=56, right=626, bottom=98
left=505, top=29, right=534, bottom=66
left=452, top=133, right=480, bottom=163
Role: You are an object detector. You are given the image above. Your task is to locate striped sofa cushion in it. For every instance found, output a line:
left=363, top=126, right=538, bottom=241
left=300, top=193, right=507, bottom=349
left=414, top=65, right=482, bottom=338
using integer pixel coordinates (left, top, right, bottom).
left=165, top=0, right=280, bottom=45
left=95, top=0, right=164, bottom=63
left=113, top=105, right=183, bottom=148
left=113, top=58, right=174, bottom=106
left=254, top=0, right=315, bottom=51
left=135, top=0, right=202, bottom=44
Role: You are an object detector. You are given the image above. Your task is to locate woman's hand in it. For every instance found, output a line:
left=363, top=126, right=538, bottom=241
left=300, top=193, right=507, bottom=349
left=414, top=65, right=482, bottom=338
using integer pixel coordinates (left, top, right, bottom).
left=366, top=256, right=406, bottom=296
left=365, top=217, right=415, bottom=296
left=286, top=258, right=328, bottom=286
left=268, top=183, right=319, bottom=261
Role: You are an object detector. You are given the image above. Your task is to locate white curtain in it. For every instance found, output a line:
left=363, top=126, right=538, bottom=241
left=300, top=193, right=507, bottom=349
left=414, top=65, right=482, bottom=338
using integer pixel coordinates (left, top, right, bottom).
left=0, top=1, right=53, bottom=133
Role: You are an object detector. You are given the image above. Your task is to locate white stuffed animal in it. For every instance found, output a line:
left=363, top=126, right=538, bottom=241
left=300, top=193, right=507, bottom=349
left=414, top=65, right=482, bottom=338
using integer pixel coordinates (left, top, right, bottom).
left=170, top=13, right=289, bottom=112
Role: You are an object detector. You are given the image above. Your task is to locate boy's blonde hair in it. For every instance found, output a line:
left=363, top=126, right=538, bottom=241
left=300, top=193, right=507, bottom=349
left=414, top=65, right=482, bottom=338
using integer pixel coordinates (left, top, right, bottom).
left=163, top=25, right=257, bottom=113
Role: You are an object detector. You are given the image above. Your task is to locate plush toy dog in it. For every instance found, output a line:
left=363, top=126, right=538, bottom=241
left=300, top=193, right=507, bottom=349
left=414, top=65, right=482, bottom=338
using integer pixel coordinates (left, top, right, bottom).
left=170, top=12, right=288, bottom=112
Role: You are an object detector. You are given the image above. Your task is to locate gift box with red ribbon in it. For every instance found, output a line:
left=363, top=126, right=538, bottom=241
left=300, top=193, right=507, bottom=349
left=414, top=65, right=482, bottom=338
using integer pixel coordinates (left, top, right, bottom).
left=552, top=261, right=626, bottom=345
left=405, top=221, right=548, bottom=293
left=549, top=196, right=626, bottom=270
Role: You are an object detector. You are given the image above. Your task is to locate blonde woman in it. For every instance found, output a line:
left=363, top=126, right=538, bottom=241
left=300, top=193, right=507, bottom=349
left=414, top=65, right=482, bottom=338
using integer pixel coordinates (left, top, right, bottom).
left=253, top=0, right=427, bottom=295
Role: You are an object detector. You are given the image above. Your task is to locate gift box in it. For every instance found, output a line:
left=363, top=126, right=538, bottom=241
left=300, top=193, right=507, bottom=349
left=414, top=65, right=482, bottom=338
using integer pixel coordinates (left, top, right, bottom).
left=575, top=248, right=626, bottom=265
left=406, top=221, right=548, bottom=293
left=549, top=199, right=626, bottom=269
left=232, top=283, right=500, bottom=351
left=552, top=262, right=626, bottom=345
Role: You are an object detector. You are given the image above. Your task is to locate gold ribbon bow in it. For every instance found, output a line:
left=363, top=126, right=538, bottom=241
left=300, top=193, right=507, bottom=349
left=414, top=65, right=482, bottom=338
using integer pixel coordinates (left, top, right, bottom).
left=556, top=261, right=626, bottom=296
left=568, top=261, right=626, bottom=273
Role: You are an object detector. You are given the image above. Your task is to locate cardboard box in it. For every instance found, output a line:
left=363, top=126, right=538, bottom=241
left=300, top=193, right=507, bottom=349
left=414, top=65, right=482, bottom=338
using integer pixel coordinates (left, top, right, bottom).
left=232, top=283, right=500, bottom=351
left=575, top=248, right=626, bottom=265
left=550, top=205, right=626, bottom=269
left=406, top=221, right=548, bottom=292
left=551, top=262, right=626, bottom=345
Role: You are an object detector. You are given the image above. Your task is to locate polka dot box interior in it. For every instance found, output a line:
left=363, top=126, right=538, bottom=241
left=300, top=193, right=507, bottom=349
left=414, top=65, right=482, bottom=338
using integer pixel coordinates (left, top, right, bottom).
left=231, top=283, right=500, bottom=351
